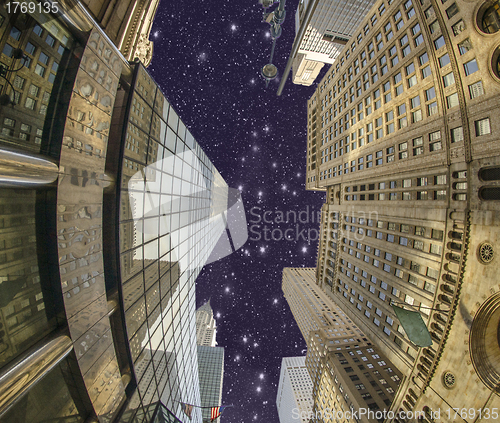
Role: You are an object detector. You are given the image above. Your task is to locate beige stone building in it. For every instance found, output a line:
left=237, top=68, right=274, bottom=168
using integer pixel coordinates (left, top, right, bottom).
left=292, top=0, right=377, bottom=86
left=305, top=0, right=500, bottom=421
left=282, top=268, right=401, bottom=422
left=81, top=0, right=160, bottom=66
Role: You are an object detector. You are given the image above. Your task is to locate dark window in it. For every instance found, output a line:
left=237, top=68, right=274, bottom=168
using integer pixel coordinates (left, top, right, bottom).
left=479, top=167, right=500, bottom=181
left=480, top=187, right=500, bottom=200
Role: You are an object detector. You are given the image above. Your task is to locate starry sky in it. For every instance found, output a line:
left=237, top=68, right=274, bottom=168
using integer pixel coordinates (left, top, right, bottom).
left=148, top=1, right=327, bottom=421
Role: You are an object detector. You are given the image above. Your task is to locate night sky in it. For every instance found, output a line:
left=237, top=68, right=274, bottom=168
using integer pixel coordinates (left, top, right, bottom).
left=148, top=1, right=327, bottom=421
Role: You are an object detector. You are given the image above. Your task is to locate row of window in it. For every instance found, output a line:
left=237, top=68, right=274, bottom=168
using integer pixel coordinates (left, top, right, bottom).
left=342, top=218, right=444, bottom=241
left=335, top=273, right=418, bottom=360
left=318, top=118, right=490, bottom=182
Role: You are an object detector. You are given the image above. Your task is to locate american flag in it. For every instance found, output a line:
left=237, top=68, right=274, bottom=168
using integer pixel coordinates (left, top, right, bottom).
left=210, top=405, right=231, bottom=421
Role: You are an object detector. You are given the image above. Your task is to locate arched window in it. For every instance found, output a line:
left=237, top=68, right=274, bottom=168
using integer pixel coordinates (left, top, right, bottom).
left=480, top=187, right=500, bottom=200
left=479, top=166, right=500, bottom=181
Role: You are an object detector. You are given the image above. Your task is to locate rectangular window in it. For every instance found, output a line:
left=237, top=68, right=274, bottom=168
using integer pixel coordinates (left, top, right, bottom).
left=28, top=84, right=40, bottom=97
left=475, top=118, right=491, bottom=136
left=428, top=101, right=438, bottom=116
left=421, top=66, right=432, bottom=79
left=25, top=97, right=36, bottom=110
left=34, top=64, right=45, bottom=77
left=446, top=3, right=459, bottom=19
left=451, top=126, right=464, bottom=143
left=425, top=87, right=436, bottom=101
left=13, top=76, right=25, bottom=89
left=25, top=42, right=36, bottom=56
left=45, top=35, right=55, bottom=47
left=412, top=109, right=422, bottom=123
left=447, top=92, right=459, bottom=108
left=33, top=24, right=43, bottom=36
left=434, top=36, right=445, bottom=50
left=443, top=72, right=455, bottom=87
left=429, top=20, right=440, bottom=34
left=469, top=81, right=484, bottom=98
left=425, top=6, right=435, bottom=19
left=406, top=63, right=415, bottom=76
left=2, top=43, right=14, bottom=57
left=419, top=52, right=429, bottom=65
left=39, top=52, right=49, bottom=65
left=464, top=59, right=479, bottom=76
left=458, top=39, right=472, bottom=55
left=439, top=53, right=451, bottom=67
left=10, top=26, right=22, bottom=40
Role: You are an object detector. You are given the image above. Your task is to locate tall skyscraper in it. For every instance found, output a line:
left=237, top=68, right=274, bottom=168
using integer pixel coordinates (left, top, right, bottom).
left=305, top=0, right=500, bottom=419
left=291, top=0, right=377, bottom=86
left=196, top=299, right=217, bottom=347
left=197, top=345, right=225, bottom=423
left=276, top=356, right=314, bottom=423
left=0, top=3, right=236, bottom=422
left=282, top=268, right=401, bottom=421
left=195, top=301, right=224, bottom=422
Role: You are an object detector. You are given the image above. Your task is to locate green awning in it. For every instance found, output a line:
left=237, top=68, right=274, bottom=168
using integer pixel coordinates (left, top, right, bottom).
left=392, top=305, right=433, bottom=347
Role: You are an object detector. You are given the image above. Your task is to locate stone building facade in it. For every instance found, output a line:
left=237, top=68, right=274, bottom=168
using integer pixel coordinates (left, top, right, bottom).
left=306, top=0, right=500, bottom=421
left=80, top=0, right=160, bottom=66
left=282, top=268, right=401, bottom=422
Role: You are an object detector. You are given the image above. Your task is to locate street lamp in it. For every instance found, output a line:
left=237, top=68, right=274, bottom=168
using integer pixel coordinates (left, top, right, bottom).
left=259, top=0, right=286, bottom=88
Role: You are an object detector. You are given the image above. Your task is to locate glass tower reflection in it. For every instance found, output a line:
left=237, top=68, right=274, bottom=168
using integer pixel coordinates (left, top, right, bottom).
left=117, top=66, right=230, bottom=422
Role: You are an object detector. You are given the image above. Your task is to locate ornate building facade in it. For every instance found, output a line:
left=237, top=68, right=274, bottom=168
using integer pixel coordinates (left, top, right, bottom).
left=80, top=0, right=160, bottom=66
left=0, top=2, right=231, bottom=422
left=292, top=0, right=377, bottom=86
left=195, top=299, right=217, bottom=348
left=282, top=268, right=401, bottom=422
left=306, top=0, right=500, bottom=420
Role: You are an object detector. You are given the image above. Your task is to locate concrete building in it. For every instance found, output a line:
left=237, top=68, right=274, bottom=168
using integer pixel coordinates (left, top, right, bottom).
left=306, top=0, right=500, bottom=420
left=195, top=300, right=224, bottom=422
left=276, top=356, right=314, bottom=423
left=292, top=0, right=377, bottom=86
left=80, top=0, right=160, bottom=66
left=197, top=345, right=224, bottom=423
left=0, top=3, right=232, bottom=423
left=282, top=268, right=401, bottom=422
left=196, top=299, right=217, bottom=347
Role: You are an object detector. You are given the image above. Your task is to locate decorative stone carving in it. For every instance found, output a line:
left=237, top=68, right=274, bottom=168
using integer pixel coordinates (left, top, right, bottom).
left=133, top=34, right=153, bottom=67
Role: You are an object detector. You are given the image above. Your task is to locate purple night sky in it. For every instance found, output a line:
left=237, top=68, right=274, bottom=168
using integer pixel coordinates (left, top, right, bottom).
left=148, top=1, right=327, bottom=421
